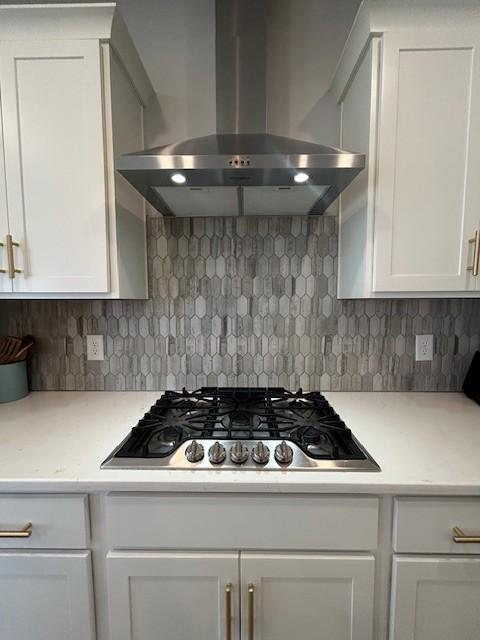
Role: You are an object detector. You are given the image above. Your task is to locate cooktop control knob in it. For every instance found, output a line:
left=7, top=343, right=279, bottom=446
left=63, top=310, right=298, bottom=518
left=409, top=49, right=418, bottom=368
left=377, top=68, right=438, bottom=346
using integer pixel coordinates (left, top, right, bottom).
left=230, top=441, right=249, bottom=465
left=274, top=441, right=293, bottom=466
left=208, top=441, right=226, bottom=465
left=185, top=440, right=204, bottom=463
left=252, top=441, right=270, bottom=465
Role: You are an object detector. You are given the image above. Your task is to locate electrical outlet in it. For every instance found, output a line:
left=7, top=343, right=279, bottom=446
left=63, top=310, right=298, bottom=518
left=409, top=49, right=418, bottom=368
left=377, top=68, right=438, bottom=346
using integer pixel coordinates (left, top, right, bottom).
left=86, top=335, right=104, bottom=361
left=415, top=334, right=434, bottom=362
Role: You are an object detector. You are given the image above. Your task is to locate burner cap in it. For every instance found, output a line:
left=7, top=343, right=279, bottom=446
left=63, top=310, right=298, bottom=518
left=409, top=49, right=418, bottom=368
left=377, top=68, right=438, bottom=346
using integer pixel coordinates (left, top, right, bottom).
left=147, top=427, right=180, bottom=456
left=221, top=410, right=262, bottom=430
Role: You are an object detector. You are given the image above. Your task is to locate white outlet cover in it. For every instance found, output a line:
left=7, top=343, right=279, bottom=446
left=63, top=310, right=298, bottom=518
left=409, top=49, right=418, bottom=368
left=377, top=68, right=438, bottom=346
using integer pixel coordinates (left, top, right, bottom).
left=86, top=335, right=104, bottom=361
left=415, top=334, right=434, bottom=362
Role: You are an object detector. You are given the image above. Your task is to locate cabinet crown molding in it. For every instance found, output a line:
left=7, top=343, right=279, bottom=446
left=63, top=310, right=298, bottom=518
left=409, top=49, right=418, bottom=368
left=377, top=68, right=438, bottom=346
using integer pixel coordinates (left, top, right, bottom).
left=0, top=3, right=154, bottom=106
left=331, top=0, right=480, bottom=101
left=0, top=4, right=116, bottom=40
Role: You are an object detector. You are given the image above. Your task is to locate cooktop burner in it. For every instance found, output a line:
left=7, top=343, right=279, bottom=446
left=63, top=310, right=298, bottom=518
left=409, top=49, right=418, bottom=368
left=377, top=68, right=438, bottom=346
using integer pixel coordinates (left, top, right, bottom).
left=101, top=388, right=380, bottom=471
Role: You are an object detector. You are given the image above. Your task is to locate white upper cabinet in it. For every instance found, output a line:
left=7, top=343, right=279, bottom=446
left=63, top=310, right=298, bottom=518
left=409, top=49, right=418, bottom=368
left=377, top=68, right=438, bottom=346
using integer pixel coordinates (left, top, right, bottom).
left=0, top=39, right=109, bottom=294
left=375, top=31, right=480, bottom=294
left=0, top=5, right=153, bottom=298
left=333, top=3, right=480, bottom=298
left=0, top=98, right=9, bottom=292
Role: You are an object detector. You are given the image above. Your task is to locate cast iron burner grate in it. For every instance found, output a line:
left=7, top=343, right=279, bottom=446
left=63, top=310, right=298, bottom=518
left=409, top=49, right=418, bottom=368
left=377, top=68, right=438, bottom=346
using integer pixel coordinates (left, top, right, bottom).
left=114, top=387, right=367, bottom=461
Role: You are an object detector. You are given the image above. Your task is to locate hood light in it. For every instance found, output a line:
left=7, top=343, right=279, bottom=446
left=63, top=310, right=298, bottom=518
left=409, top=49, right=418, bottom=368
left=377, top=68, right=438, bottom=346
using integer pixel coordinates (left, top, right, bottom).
left=294, top=172, right=309, bottom=184
left=171, top=173, right=187, bottom=184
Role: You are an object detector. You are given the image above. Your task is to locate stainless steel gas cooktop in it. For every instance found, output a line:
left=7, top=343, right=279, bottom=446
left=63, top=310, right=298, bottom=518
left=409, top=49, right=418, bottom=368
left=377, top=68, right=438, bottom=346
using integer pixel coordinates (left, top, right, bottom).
left=101, top=387, right=380, bottom=471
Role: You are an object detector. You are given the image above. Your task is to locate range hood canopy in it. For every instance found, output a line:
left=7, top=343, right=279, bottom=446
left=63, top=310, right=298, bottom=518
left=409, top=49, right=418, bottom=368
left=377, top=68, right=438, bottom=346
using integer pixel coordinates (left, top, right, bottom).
left=117, top=0, right=365, bottom=218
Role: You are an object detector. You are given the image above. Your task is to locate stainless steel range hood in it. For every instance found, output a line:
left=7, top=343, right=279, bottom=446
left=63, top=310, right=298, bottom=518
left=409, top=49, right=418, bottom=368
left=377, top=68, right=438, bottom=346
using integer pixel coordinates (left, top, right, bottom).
left=117, top=0, right=365, bottom=217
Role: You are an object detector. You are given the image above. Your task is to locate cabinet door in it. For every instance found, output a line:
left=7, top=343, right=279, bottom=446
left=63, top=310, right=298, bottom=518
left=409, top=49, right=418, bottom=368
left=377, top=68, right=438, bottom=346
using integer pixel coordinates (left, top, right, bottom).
left=0, top=94, right=11, bottom=292
left=390, top=556, right=480, bottom=640
left=374, top=30, right=480, bottom=293
left=107, top=552, right=239, bottom=640
left=241, top=553, right=374, bottom=640
left=0, top=551, right=95, bottom=640
left=0, top=39, right=109, bottom=293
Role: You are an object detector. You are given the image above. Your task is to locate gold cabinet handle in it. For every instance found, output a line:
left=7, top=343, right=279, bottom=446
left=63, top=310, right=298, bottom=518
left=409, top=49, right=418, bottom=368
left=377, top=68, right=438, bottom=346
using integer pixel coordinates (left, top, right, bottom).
left=467, top=231, right=480, bottom=276
left=247, top=583, right=255, bottom=640
left=225, top=583, right=232, bottom=640
left=0, top=522, right=32, bottom=538
left=0, top=240, right=5, bottom=274
left=453, top=526, right=480, bottom=543
left=6, top=234, right=21, bottom=279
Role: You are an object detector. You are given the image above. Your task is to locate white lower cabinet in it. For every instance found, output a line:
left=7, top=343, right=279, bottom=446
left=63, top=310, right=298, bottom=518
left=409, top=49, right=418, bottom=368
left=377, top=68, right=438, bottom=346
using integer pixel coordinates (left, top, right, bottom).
left=106, top=552, right=238, bottom=640
left=391, top=499, right=480, bottom=639
left=106, top=551, right=375, bottom=640
left=390, top=556, right=480, bottom=640
left=241, top=553, right=375, bottom=640
left=0, top=551, right=95, bottom=640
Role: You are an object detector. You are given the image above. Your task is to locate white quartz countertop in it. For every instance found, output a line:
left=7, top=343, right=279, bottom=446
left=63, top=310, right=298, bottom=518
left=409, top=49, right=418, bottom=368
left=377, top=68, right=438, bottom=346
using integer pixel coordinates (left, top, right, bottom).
left=0, top=391, right=479, bottom=494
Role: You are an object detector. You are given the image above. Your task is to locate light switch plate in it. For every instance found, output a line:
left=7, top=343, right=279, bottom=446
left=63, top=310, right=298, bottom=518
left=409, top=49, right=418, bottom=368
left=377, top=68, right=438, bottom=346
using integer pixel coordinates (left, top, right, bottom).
left=415, top=334, right=434, bottom=361
left=86, top=335, right=104, bottom=361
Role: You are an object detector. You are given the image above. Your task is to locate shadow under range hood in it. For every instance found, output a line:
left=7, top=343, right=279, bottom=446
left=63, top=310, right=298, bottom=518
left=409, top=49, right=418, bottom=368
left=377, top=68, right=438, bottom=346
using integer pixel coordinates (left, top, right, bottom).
left=117, top=0, right=365, bottom=218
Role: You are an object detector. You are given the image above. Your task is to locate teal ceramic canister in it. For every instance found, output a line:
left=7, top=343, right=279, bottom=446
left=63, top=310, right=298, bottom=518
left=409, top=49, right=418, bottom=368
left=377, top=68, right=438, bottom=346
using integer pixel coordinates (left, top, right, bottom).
left=0, top=360, right=29, bottom=403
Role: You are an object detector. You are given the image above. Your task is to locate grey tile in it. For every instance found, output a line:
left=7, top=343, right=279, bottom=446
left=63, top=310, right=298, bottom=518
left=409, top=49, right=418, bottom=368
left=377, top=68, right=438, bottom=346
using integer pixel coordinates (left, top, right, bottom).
left=1, top=216, right=479, bottom=391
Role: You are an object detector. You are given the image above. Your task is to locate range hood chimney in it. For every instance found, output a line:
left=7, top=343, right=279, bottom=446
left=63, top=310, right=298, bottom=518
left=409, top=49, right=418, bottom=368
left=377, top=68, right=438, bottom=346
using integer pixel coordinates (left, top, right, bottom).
left=215, top=0, right=267, bottom=134
left=116, top=0, right=365, bottom=218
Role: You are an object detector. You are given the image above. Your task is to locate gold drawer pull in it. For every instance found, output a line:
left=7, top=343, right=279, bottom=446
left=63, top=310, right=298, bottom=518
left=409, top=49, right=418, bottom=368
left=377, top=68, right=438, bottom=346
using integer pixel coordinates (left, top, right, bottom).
left=0, top=240, right=5, bottom=273
left=225, top=583, right=232, bottom=640
left=0, top=522, right=32, bottom=538
left=467, top=231, right=480, bottom=276
left=248, top=583, right=255, bottom=640
left=452, top=526, right=480, bottom=543
left=6, top=234, right=21, bottom=279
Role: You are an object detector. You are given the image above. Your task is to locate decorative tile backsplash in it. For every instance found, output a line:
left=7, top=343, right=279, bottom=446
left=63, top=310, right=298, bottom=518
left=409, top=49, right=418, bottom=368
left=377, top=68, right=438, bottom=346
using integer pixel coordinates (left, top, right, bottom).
left=1, top=215, right=479, bottom=392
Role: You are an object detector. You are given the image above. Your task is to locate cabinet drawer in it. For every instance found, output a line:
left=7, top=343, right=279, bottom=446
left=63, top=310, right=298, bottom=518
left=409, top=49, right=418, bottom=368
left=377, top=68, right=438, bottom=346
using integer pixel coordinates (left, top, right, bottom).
left=0, top=494, right=90, bottom=549
left=394, top=498, right=480, bottom=554
left=106, top=493, right=379, bottom=551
